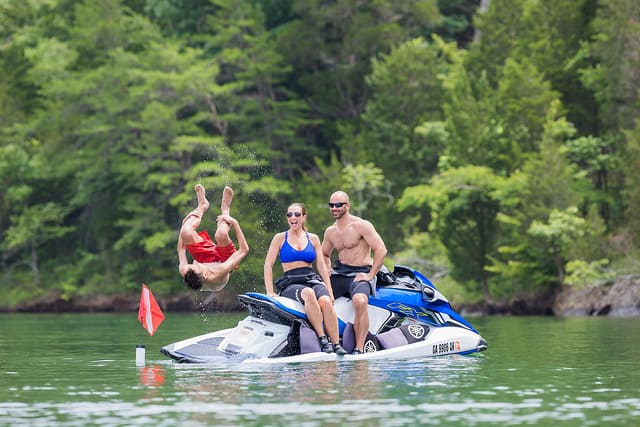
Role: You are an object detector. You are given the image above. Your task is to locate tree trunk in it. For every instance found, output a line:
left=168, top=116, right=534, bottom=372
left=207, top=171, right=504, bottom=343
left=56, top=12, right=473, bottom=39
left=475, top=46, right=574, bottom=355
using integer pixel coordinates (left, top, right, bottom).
left=473, top=0, right=492, bottom=42
left=555, top=254, right=564, bottom=285
left=30, top=242, right=39, bottom=286
left=481, top=270, right=493, bottom=305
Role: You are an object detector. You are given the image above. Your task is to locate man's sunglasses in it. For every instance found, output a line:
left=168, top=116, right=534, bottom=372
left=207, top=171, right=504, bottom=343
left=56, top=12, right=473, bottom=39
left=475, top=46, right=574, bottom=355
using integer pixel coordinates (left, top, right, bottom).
left=286, top=212, right=302, bottom=218
left=328, top=202, right=347, bottom=208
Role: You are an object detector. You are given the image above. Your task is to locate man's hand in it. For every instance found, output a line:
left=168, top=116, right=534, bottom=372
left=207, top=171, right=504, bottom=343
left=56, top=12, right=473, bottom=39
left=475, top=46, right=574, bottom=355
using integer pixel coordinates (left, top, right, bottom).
left=354, top=272, right=371, bottom=283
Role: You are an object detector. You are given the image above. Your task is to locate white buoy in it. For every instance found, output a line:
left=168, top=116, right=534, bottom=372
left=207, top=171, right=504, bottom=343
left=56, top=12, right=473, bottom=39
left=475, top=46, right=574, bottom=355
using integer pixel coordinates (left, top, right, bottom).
left=136, top=344, right=146, bottom=365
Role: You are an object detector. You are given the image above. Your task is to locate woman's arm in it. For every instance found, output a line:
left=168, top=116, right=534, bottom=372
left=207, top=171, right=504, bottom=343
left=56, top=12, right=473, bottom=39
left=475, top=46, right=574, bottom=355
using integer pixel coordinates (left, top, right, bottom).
left=263, top=233, right=284, bottom=297
left=312, top=233, right=334, bottom=302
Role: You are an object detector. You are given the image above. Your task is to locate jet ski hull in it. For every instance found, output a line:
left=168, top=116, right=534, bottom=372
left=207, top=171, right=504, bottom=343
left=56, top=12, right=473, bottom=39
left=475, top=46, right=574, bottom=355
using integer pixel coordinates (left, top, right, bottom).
left=161, top=315, right=487, bottom=364
left=161, top=265, right=488, bottom=363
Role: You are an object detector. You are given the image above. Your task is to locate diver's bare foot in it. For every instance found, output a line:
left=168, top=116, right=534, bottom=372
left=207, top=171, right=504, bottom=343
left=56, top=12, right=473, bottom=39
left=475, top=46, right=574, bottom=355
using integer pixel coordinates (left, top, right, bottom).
left=221, top=186, right=233, bottom=215
left=194, top=184, right=209, bottom=211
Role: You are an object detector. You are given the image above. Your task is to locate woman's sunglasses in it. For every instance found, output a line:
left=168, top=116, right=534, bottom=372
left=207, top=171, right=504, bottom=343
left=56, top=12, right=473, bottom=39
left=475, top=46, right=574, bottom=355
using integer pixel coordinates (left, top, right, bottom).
left=328, top=202, right=347, bottom=208
left=286, top=212, right=302, bottom=218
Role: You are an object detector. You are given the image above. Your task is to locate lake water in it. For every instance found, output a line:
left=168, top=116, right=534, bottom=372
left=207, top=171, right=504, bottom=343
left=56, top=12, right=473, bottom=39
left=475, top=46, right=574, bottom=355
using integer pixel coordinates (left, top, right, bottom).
left=1, top=312, right=639, bottom=426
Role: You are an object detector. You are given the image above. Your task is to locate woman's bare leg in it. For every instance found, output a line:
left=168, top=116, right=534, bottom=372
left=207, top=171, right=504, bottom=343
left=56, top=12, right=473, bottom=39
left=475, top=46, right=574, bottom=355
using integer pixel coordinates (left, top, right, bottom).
left=318, top=296, right=341, bottom=345
left=301, top=288, right=325, bottom=337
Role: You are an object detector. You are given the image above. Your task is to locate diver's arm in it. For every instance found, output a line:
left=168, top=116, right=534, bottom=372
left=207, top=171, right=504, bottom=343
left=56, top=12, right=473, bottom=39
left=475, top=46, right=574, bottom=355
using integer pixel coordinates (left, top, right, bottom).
left=177, top=235, right=189, bottom=276
left=230, top=216, right=249, bottom=256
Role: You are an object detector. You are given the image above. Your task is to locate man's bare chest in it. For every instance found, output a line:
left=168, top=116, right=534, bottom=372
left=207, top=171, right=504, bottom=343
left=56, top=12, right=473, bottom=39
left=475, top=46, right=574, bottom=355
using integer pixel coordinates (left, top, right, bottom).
left=331, top=229, right=363, bottom=251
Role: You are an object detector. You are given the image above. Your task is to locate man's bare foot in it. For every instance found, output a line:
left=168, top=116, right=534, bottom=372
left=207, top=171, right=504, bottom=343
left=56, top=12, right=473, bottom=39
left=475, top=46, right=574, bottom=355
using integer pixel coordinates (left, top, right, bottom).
left=221, top=186, right=234, bottom=216
left=194, top=184, right=209, bottom=211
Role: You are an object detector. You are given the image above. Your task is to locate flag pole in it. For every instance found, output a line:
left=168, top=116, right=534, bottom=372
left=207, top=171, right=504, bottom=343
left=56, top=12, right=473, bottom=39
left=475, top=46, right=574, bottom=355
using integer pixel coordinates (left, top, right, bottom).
left=136, top=286, right=145, bottom=366
left=136, top=324, right=146, bottom=365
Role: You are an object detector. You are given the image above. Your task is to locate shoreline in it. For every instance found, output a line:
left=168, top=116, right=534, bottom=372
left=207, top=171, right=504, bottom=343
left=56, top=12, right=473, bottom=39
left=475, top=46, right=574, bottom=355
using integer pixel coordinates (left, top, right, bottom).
left=3, top=276, right=638, bottom=317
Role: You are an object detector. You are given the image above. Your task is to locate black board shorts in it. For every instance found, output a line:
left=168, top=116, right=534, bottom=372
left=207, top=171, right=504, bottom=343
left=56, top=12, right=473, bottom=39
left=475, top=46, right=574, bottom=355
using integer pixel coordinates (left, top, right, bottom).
left=275, top=267, right=330, bottom=304
left=330, top=261, right=375, bottom=298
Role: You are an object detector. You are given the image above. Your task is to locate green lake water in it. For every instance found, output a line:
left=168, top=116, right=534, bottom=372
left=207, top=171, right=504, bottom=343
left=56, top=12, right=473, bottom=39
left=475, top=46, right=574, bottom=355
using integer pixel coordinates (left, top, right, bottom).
left=1, top=312, right=639, bottom=426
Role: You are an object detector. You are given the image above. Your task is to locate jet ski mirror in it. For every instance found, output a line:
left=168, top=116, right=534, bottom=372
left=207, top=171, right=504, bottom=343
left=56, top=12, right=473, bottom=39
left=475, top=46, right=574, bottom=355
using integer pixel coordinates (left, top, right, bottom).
left=422, top=286, right=435, bottom=302
left=376, top=265, right=395, bottom=287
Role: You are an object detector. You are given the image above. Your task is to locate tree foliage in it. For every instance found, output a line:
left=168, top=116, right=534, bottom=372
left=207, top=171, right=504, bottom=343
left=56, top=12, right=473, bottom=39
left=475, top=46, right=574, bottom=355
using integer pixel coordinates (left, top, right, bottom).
left=399, top=166, right=507, bottom=304
left=1, top=0, right=639, bottom=309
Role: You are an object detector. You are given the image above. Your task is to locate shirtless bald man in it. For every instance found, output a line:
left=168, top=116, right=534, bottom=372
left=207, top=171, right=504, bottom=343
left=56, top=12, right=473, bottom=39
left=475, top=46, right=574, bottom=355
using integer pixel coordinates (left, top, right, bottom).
left=322, top=190, right=387, bottom=354
left=177, top=184, right=249, bottom=291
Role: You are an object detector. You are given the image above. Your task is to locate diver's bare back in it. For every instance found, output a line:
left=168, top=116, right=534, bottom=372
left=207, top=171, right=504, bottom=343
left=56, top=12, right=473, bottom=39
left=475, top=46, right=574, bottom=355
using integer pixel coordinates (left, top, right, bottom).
left=327, top=217, right=373, bottom=266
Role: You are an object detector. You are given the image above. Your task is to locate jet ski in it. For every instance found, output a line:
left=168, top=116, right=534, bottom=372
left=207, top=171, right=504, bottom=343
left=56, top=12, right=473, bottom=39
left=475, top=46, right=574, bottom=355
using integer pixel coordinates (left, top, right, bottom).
left=161, top=265, right=488, bottom=363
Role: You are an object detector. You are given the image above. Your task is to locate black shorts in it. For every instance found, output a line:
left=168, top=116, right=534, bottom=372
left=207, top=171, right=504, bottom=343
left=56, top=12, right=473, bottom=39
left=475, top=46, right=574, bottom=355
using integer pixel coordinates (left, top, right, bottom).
left=276, top=267, right=330, bottom=304
left=330, top=261, right=374, bottom=299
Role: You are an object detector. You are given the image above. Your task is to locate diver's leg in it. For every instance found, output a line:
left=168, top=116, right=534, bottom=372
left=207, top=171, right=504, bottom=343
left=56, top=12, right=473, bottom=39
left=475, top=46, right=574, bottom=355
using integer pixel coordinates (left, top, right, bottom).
left=214, top=186, right=234, bottom=245
left=221, top=186, right=233, bottom=216
left=180, top=184, right=209, bottom=245
left=213, top=216, right=232, bottom=246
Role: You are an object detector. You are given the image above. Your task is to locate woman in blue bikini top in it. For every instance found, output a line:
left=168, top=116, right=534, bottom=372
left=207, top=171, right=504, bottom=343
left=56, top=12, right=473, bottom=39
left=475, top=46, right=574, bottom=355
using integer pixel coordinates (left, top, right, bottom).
left=279, top=230, right=316, bottom=263
left=264, top=202, right=332, bottom=295
left=263, top=203, right=346, bottom=355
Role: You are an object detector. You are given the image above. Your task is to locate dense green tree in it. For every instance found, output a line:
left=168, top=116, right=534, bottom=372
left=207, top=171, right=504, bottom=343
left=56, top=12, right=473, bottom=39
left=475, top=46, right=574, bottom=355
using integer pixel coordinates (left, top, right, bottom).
left=196, top=0, right=315, bottom=181
left=467, top=0, right=626, bottom=234
left=579, top=0, right=640, bottom=132
left=0, top=0, right=52, bottom=123
left=469, top=0, right=597, bottom=133
left=334, top=36, right=452, bottom=250
left=576, top=0, right=640, bottom=230
left=0, top=139, right=73, bottom=293
left=253, top=0, right=295, bottom=30
left=466, top=0, right=526, bottom=80
left=399, top=166, right=508, bottom=304
left=621, top=123, right=640, bottom=241
left=436, top=0, right=481, bottom=47
left=564, top=134, right=618, bottom=226
left=442, top=47, right=560, bottom=174
left=142, top=0, right=218, bottom=36
left=2, top=0, right=249, bottom=297
left=275, top=0, right=442, bottom=152
left=1, top=0, right=639, bottom=310
left=343, top=37, right=450, bottom=187
left=517, top=103, right=585, bottom=221
left=528, top=207, right=589, bottom=285
left=512, top=0, right=597, bottom=134
left=487, top=104, right=594, bottom=293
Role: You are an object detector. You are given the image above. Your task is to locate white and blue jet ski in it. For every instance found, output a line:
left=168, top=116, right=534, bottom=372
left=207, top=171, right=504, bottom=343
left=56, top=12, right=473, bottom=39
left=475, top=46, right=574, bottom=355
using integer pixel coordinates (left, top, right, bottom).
left=161, top=265, right=488, bottom=364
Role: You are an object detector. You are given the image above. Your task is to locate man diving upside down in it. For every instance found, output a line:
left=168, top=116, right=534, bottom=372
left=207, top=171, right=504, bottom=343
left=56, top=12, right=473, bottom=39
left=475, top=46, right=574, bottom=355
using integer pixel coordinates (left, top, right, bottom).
left=177, top=184, right=249, bottom=291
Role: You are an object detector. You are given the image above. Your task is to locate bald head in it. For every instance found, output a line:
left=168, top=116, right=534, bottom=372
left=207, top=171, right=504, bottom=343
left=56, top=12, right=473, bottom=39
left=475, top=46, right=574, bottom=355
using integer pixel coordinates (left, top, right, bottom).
left=330, top=191, right=349, bottom=203
left=329, top=191, right=350, bottom=219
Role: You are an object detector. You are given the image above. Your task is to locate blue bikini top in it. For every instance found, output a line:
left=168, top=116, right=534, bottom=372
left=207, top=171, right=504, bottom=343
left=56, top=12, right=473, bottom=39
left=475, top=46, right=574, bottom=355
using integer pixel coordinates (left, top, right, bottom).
left=279, top=231, right=316, bottom=263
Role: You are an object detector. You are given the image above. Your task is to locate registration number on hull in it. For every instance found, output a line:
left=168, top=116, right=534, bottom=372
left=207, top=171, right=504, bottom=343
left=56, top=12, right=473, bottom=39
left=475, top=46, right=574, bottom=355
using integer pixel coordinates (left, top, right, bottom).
left=432, top=341, right=461, bottom=354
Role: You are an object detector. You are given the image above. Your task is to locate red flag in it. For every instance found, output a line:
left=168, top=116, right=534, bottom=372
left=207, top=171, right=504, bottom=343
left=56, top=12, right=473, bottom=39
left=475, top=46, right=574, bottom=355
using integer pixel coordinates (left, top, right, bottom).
left=138, top=284, right=165, bottom=336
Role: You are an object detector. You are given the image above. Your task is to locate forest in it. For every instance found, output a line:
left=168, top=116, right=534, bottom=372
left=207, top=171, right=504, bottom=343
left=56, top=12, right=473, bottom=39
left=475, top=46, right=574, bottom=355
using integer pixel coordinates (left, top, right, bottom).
left=1, top=0, right=639, bottom=310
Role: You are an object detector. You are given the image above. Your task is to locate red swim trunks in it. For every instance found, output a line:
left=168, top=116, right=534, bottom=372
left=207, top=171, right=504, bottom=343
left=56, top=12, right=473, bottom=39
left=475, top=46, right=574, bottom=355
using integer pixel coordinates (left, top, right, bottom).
left=185, top=231, right=236, bottom=263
